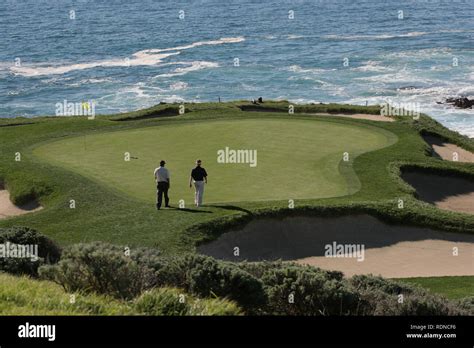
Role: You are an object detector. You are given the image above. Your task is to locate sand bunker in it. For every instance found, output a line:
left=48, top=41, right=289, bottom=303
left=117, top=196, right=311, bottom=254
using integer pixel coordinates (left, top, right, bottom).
left=197, top=215, right=474, bottom=278
left=402, top=171, right=474, bottom=214
left=308, top=113, right=394, bottom=122
left=423, top=134, right=474, bottom=163
left=0, top=188, right=42, bottom=219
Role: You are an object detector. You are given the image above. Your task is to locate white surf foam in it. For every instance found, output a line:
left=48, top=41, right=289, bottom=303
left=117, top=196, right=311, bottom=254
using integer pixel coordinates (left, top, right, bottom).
left=155, top=61, right=219, bottom=78
left=286, top=34, right=304, bottom=40
left=285, top=65, right=335, bottom=74
left=382, top=47, right=453, bottom=59
left=352, top=61, right=392, bottom=72
left=169, top=81, right=189, bottom=90
left=323, top=32, right=428, bottom=41
left=9, top=37, right=244, bottom=77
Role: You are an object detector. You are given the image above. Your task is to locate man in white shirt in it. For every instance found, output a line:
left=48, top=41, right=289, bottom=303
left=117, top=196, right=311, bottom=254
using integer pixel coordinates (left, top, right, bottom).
left=154, top=160, right=170, bottom=210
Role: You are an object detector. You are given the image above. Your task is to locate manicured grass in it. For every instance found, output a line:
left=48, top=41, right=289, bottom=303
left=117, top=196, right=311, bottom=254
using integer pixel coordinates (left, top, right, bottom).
left=395, top=276, right=474, bottom=299
left=33, top=118, right=394, bottom=204
left=0, top=101, right=473, bottom=254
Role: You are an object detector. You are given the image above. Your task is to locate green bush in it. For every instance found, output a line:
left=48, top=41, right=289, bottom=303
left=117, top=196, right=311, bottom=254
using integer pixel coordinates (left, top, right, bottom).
left=134, top=288, right=189, bottom=315
left=0, top=227, right=61, bottom=277
left=357, top=289, right=466, bottom=315
left=349, top=274, right=419, bottom=295
left=239, top=260, right=344, bottom=281
left=31, top=242, right=470, bottom=316
left=457, top=296, right=474, bottom=315
left=350, top=275, right=467, bottom=315
left=129, top=246, right=163, bottom=272
left=261, top=265, right=358, bottom=315
left=39, top=242, right=156, bottom=299
left=157, top=254, right=266, bottom=311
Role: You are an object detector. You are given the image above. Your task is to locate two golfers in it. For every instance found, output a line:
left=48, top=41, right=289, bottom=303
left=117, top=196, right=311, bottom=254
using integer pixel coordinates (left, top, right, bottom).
left=154, top=159, right=208, bottom=209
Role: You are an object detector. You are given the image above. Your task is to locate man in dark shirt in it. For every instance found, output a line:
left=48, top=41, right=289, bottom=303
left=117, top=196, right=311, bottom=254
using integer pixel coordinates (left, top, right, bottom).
left=189, top=159, right=208, bottom=207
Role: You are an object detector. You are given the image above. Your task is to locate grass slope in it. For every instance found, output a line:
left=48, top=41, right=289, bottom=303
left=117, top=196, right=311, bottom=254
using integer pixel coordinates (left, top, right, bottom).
left=0, top=272, right=241, bottom=315
left=0, top=272, right=132, bottom=315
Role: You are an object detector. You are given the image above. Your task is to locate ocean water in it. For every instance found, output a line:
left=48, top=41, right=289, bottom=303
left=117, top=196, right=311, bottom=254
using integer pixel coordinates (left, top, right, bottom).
left=1, top=0, right=473, bottom=136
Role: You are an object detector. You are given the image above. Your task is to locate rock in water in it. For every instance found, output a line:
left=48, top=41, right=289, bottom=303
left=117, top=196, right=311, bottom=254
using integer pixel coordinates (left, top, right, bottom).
left=445, top=97, right=474, bottom=109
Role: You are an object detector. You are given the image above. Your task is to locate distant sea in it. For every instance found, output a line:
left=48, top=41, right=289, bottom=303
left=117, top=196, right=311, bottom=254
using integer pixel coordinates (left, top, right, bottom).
left=1, top=0, right=473, bottom=137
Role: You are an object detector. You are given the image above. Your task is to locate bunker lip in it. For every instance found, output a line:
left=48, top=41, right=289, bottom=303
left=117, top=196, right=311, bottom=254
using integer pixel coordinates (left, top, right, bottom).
left=402, top=171, right=474, bottom=215
left=422, top=134, right=474, bottom=163
left=197, top=214, right=474, bottom=278
left=0, top=185, right=42, bottom=219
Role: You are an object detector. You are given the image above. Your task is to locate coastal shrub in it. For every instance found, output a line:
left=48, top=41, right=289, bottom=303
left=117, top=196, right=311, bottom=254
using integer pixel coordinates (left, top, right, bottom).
left=261, top=265, right=359, bottom=315
left=457, top=297, right=474, bottom=315
left=349, top=274, right=419, bottom=295
left=128, top=246, right=164, bottom=275
left=238, top=260, right=344, bottom=281
left=39, top=242, right=156, bottom=299
left=32, top=244, right=471, bottom=316
left=395, top=294, right=466, bottom=315
left=235, top=260, right=287, bottom=278
left=349, top=275, right=467, bottom=315
left=156, top=254, right=266, bottom=311
left=0, top=227, right=61, bottom=277
left=356, top=289, right=466, bottom=316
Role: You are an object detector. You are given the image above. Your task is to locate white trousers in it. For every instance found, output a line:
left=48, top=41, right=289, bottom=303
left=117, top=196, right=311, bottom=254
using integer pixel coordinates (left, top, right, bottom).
left=194, top=180, right=205, bottom=206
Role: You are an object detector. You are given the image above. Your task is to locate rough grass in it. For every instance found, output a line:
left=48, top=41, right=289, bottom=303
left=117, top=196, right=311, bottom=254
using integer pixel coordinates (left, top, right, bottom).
left=0, top=272, right=241, bottom=315
left=0, top=272, right=133, bottom=315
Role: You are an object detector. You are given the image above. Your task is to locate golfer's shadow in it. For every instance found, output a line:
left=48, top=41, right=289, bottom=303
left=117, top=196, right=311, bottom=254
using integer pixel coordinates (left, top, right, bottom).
left=208, top=205, right=253, bottom=215
left=177, top=207, right=212, bottom=214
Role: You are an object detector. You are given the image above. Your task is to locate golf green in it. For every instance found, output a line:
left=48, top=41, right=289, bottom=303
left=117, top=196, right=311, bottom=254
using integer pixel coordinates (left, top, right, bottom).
left=33, top=118, right=395, bottom=204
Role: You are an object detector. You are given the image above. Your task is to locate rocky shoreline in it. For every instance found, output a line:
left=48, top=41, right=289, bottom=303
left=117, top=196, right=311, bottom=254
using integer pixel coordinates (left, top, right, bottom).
left=438, top=97, right=474, bottom=109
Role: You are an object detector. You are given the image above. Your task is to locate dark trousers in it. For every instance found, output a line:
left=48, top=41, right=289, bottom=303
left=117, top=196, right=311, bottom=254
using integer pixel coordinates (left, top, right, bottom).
left=157, top=182, right=169, bottom=208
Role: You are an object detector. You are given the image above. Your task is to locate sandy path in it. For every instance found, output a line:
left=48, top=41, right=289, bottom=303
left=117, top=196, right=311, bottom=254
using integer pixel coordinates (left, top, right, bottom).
left=0, top=189, right=42, bottom=219
left=198, top=215, right=474, bottom=278
left=297, top=240, right=474, bottom=278
left=423, top=135, right=474, bottom=163
left=307, top=113, right=394, bottom=122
